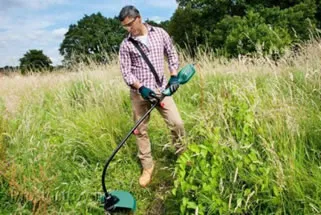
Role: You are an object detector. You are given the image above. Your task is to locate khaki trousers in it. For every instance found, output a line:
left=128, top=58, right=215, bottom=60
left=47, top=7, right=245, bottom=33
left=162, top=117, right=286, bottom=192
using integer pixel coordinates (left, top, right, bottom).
left=130, top=90, right=185, bottom=169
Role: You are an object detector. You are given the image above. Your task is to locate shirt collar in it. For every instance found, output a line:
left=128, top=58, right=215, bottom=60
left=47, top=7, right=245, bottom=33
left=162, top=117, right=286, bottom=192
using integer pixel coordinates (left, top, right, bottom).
left=145, top=23, right=155, bottom=32
left=127, top=23, right=155, bottom=39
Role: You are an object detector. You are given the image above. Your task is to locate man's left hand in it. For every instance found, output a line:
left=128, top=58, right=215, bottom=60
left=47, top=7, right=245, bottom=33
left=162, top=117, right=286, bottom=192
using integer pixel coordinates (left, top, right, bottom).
left=168, top=75, right=180, bottom=94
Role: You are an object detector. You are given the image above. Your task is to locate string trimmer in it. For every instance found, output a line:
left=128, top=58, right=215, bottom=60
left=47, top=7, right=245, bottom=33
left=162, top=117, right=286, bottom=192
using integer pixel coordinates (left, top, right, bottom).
left=101, top=64, right=196, bottom=213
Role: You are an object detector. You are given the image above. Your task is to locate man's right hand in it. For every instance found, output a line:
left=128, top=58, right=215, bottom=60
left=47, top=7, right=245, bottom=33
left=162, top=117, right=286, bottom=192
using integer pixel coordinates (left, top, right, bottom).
left=139, top=86, right=158, bottom=103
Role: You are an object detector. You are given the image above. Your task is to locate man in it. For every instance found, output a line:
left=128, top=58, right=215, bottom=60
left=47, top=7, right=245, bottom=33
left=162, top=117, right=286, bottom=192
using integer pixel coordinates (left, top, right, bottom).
left=118, top=5, right=185, bottom=187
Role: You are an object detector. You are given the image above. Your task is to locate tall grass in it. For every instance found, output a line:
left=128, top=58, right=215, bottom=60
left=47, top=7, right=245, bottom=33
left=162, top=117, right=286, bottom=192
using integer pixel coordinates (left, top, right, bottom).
left=174, top=39, right=321, bottom=214
left=1, top=39, right=321, bottom=214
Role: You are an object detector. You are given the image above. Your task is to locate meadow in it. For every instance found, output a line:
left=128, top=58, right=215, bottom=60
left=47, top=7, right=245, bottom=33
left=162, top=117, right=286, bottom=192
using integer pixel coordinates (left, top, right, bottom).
left=1, top=40, right=321, bottom=214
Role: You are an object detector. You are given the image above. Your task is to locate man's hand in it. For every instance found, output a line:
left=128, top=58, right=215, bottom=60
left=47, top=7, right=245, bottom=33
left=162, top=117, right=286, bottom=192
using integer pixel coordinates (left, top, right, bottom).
left=139, top=86, right=158, bottom=103
left=168, top=75, right=180, bottom=94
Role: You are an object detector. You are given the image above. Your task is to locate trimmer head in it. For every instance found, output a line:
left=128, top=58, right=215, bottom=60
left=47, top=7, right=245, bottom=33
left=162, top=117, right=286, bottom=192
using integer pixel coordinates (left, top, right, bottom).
left=102, top=190, right=136, bottom=212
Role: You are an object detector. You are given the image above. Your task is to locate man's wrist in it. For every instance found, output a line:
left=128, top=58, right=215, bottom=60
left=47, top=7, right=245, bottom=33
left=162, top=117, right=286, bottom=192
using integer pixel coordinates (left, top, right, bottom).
left=170, top=70, right=178, bottom=77
left=131, top=82, right=143, bottom=90
left=138, top=85, right=145, bottom=93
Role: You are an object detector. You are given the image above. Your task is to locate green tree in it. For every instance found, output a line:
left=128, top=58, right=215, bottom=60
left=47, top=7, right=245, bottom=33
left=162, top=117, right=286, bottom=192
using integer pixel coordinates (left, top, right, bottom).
left=171, top=0, right=319, bottom=57
left=59, top=12, right=126, bottom=65
left=145, top=19, right=170, bottom=32
left=317, top=0, right=321, bottom=28
left=168, top=6, right=205, bottom=54
left=282, top=0, right=317, bottom=40
left=19, top=49, right=53, bottom=74
left=222, top=11, right=292, bottom=56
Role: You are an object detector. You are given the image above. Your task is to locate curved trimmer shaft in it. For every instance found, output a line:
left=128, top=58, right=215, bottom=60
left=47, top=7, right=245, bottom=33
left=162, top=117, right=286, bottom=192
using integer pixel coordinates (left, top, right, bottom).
left=102, top=95, right=165, bottom=209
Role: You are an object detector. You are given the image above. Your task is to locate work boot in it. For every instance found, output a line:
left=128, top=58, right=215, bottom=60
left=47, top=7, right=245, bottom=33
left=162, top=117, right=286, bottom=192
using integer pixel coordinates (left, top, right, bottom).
left=139, top=163, right=155, bottom=187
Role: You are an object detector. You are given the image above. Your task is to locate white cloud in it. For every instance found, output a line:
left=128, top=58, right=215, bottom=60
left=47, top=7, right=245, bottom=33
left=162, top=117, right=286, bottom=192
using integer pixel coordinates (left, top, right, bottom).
left=0, top=0, right=178, bottom=67
left=52, top=28, right=68, bottom=39
left=146, top=0, right=178, bottom=8
left=89, top=0, right=177, bottom=15
left=0, top=14, right=68, bottom=66
left=0, top=40, right=7, bottom=48
left=45, top=47, right=63, bottom=65
left=0, top=0, right=69, bottom=10
left=0, top=27, right=65, bottom=66
left=113, top=0, right=177, bottom=9
left=0, top=3, right=77, bottom=67
left=148, top=16, right=166, bottom=23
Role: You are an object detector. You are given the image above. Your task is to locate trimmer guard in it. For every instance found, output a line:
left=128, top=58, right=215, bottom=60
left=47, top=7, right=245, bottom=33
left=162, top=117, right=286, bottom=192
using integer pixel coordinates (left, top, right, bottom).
left=111, top=190, right=136, bottom=211
left=103, top=190, right=136, bottom=212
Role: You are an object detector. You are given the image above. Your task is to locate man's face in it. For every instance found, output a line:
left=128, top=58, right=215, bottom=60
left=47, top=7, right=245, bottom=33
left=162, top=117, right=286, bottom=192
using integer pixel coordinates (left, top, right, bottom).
left=121, top=16, right=141, bottom=36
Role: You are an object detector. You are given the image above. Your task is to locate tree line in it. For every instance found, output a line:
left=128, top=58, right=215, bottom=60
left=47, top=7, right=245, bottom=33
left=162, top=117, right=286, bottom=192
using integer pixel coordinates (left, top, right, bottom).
left=169, top=0, right=321, bottom=57
left=6, top=0, right=320, bottom=73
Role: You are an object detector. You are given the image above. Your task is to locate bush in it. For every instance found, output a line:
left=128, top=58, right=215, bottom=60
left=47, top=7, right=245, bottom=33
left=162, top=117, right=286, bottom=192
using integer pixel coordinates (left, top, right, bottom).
left=173, top=71, right=321, bottom=214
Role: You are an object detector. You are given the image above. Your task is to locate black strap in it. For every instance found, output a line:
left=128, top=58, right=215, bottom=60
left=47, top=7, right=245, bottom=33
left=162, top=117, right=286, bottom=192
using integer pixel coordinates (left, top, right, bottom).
left=129, top=37, right=162, bottom=86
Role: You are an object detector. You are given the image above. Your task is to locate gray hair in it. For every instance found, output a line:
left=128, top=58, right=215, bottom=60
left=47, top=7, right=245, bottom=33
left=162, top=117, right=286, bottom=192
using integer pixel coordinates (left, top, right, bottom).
left=118, top=5, right=140, bottom=21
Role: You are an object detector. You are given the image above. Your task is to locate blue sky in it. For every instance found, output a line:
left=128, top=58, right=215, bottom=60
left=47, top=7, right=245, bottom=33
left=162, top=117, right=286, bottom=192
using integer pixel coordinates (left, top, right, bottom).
left=0, top=0, right=178, bottom=67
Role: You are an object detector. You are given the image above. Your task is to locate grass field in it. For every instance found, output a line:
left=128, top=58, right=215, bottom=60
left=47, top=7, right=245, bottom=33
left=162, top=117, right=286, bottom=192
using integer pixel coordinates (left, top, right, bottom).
left=1, top=40, right=321, bottom=214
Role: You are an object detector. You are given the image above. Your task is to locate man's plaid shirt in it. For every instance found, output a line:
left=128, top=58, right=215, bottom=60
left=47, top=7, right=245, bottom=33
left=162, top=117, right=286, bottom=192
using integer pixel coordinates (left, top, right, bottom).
left=119, top=24, right=179, bottom=92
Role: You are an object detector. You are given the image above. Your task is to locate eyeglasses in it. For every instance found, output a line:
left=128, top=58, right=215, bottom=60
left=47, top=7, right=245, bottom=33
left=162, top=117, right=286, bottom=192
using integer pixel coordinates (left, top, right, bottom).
left=122, top=17, right=138, bottom=29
